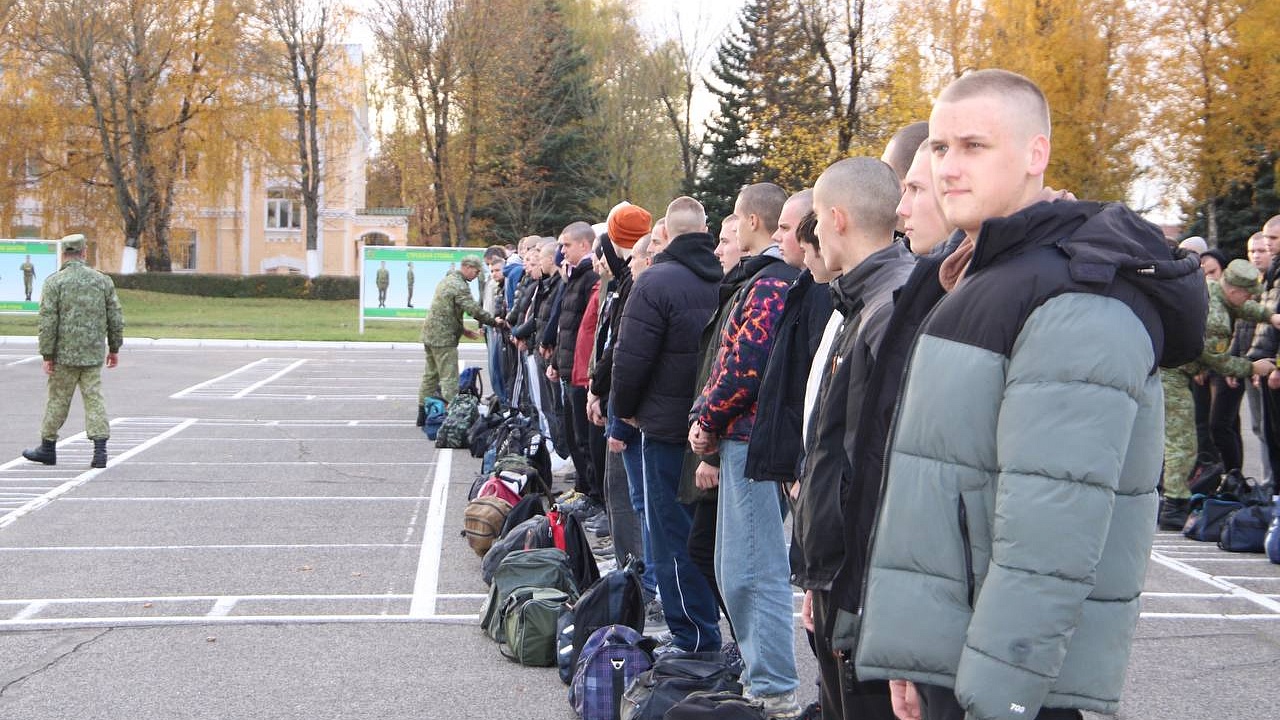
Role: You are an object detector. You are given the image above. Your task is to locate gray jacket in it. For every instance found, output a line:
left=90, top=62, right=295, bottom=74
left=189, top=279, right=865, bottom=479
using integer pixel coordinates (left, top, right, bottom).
left=855, top=202, right=1207, bottom=718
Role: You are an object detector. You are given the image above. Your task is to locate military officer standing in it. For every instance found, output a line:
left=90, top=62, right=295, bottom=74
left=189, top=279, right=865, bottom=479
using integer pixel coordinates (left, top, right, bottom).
left=23, top=234, right=124, bottom=469
left=375, top=261, right=390, bottom=308
left=417, top=256, right=505, bottom=425
left=1160, top=258, right=1280, bottom=529
left=21, top=254, right=36, bottom=301
left=406, top=262, right=415, bottom=308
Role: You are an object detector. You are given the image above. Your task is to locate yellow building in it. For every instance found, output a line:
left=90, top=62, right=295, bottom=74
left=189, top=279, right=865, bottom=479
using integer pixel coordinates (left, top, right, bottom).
left=11, top=44, right=407, bottom=276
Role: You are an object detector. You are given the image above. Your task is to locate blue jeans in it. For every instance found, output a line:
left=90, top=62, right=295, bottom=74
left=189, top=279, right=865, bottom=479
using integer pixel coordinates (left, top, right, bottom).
left=621, top=437, right=658, bottom=598
left=643, top=434, right=722, bottom=652
left=715, top=438, right=798, bottom=697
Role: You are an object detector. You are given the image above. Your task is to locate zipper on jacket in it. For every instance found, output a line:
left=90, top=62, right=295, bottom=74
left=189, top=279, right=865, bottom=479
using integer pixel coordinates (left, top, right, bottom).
left=856, top=287, right=952, bottom=618
left=958, top=495, right=975, bottom=607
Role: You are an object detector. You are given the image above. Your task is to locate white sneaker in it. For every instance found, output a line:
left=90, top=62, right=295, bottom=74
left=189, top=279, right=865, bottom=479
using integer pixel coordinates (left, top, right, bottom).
left=748, top=690, right=803, bottom=720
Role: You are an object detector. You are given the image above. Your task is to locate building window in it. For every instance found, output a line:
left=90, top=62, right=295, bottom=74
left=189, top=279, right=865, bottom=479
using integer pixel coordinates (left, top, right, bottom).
left=266, top=188, right=302, bottom=230
left=170, top=228, right=197, bottom=270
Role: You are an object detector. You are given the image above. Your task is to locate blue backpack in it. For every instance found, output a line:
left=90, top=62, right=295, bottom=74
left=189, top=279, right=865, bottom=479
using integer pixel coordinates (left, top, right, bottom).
left=421, top=396, right=447, bottom=440
left=569, top=624, right=655, bottom=720
left=459, top=366, right=483, bottom=397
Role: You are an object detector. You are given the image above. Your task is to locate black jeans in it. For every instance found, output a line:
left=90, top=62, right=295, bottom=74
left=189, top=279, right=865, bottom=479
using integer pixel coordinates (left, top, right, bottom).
left=687, top=496, right=731, bottom=636
left=563, top=382, right=600, bottom=502
left=916, top=683, right=1082, bottom=720
left=1209, top=373, right=1245, bottom=472
left=811, top=591, right=894, bottom=720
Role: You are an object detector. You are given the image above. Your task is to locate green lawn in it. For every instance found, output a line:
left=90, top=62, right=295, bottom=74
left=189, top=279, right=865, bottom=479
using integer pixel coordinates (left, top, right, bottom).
left=0, top=289, right=453, bottom=343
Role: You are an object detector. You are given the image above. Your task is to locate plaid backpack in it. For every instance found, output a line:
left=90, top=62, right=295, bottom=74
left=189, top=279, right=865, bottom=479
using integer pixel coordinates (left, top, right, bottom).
left=569, top=624, right=656, bottom=720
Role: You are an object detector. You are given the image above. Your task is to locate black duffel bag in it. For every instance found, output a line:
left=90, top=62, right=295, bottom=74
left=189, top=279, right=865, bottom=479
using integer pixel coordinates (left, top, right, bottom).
left=620, top=651, right=742, bottom=720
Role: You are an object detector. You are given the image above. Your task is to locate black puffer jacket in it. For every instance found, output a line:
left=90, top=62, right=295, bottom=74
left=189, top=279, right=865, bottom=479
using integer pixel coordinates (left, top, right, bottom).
left=553, top=257, right=599, bottom=375
left=611, top=232, right=722, bottom=443
left=512, top=273, right=559, bottom=343
left=745, top=269, right=834, bottom=483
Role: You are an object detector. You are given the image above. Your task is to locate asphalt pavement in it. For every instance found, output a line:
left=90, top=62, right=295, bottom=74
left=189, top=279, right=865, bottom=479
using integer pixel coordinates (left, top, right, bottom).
left=0, top=338, right=1276, bottom=719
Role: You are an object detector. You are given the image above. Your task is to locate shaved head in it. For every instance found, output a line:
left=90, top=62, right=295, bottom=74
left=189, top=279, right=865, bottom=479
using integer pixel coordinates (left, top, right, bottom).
left=814, top=158, right=901, bottom=238
left=938, top=69, right=1051, bottom=142
left=665, top=196, right=707, bottom=237
left=882, top=121, right=930, bottom=181
left=734, top=183, right=788, bottom=235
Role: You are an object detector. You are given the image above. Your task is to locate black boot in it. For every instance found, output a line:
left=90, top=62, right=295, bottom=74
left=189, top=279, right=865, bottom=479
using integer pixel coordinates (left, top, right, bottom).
left=416, top=406, right=427, bottom=427
left=22, top=439, right=56, bottom=466
left=91, top=439, right=108, bottom=468
left=1158, top=497, right=1190, bottom=531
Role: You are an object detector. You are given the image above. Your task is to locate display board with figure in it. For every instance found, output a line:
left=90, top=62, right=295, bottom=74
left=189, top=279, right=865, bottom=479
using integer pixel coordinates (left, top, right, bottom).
left=0, top=240, right=60, bottom=314
left=359, top=245, right=483, bottom=332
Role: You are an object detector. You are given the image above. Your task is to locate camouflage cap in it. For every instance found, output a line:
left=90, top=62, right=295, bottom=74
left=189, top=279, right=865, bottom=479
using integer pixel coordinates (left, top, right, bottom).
left=61, top=233, right=86, bottom=252
left=460, top=256, right=484, bottom=271
left=1222, top=258, right=1262, bottom=293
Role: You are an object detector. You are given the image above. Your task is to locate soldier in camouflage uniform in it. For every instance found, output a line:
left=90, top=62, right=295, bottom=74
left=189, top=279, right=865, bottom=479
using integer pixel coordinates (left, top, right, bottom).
left=417, top=256, right=504, bottom=425
left=375, top=261, right=390, bottom=308
left=406, top=262, right=415, bottom=308
left=22, top=234, right=125, bottom=469
left=21, top=255, right=36, bottom=301
left=1160, top=258, right=1280, bottom=529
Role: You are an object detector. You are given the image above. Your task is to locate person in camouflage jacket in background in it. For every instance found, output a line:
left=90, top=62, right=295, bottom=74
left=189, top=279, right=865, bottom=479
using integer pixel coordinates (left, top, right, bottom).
left=23, top=234, right=124, bottom=469
left=1159, top=258, right=1280, bottom=529
left=417, top=256, right=505, bottom=424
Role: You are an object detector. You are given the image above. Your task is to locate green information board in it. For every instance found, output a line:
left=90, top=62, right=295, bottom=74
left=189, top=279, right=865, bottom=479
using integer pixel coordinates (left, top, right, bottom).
left=0, top=240, right=59, bottom=314
left=359, top=245, right=485, bottom=332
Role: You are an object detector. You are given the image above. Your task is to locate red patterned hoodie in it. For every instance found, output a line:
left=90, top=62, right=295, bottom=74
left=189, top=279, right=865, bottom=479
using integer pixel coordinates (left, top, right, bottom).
left=693, top=251, right=797, bottom=441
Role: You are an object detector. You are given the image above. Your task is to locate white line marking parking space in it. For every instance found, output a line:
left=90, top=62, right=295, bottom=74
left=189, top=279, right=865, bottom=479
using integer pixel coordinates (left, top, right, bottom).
left=409, top=449, right=451, bottom=618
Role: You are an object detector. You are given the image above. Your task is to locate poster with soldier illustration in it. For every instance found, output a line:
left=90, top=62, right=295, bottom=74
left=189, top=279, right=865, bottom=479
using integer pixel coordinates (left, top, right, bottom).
left=359, top=245, right=483, bottom=332
left=0, top=240, right=59, bottom=314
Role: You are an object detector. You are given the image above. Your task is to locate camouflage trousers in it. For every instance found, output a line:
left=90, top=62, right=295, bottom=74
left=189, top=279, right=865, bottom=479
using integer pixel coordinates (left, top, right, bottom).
left=1161, top=368, right=1195, bottom=499
left=419, top=343, right=459, bottom=404
left=41, top=363, right=109, bottom=441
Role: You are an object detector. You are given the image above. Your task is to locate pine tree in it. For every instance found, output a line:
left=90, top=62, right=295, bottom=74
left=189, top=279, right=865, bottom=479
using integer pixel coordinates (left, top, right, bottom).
left=1187, top=152, right=1279, bottom=259
left=475, top=0, right=604, bottom=240
left=695, top=2, right=762, bottom=226
left=695, top=0, right=834, bottom=225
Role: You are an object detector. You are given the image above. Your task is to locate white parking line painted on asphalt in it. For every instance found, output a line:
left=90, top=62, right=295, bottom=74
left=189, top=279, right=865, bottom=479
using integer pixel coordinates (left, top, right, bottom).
left=170, top=358, right=273, bottom=398
left=5, top=355, right=39, bottom=366
left=0, top=418, right=197, bottom=529
left=56, top=496, right=432, bottom=502
left=409, top=449, right=451, bottom=618
left=208, top=597, right=238, bottom=617
left=1149, top=551, right=1280, bottom=615
left=232, top=358, right=308, bottom=398
left=0, top=543, right=416, bottom=551
left=0, top=593, right=480, bottom=606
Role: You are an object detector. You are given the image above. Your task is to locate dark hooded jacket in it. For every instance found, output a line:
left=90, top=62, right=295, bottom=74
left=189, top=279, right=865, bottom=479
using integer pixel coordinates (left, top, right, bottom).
left=611, top=232, right=722, bottom=443
left=590, top=234, right=633, bottom=402
left=790, top=242, right=914, bottom=592
left=745, top=268, right=835, bottom=483
left=855, top=201, right=1206, bottom=719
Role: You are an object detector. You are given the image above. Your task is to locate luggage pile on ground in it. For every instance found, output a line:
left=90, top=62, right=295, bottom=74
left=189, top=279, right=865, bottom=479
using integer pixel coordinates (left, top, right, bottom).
left=455, top=377, right=752, bottom=720
left=1178, top=469, right=1278, bottom=555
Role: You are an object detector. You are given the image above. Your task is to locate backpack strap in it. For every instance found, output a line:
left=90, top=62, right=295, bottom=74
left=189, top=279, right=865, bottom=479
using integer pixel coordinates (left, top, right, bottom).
left=611, top=655, right=625, bottom=720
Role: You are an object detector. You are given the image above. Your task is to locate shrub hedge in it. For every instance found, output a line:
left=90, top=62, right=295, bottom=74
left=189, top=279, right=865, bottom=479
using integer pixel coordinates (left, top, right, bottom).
left=106, top=272, right=359, bottom=300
